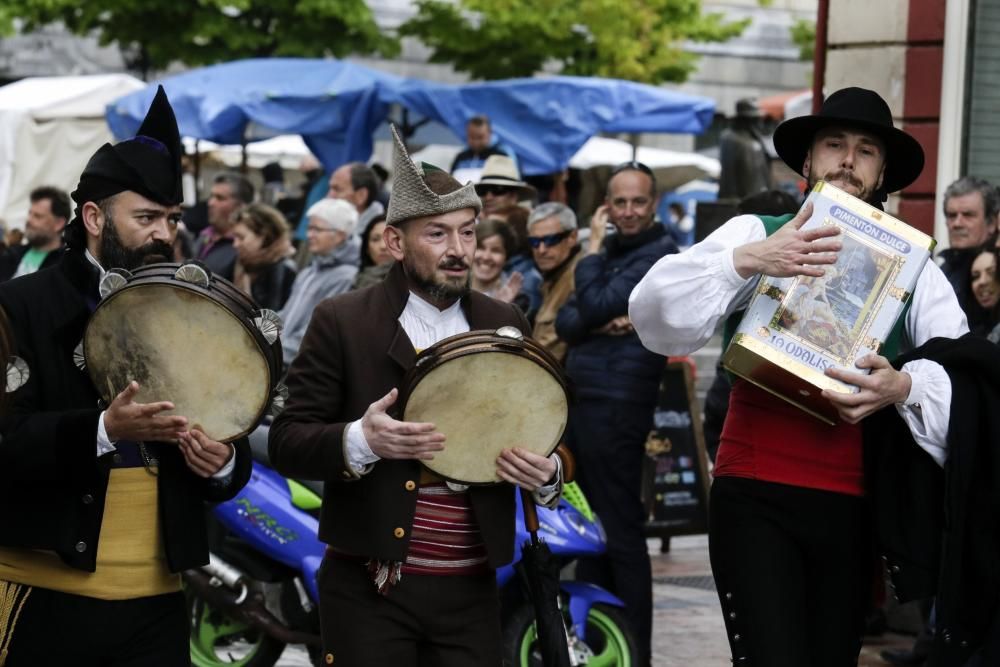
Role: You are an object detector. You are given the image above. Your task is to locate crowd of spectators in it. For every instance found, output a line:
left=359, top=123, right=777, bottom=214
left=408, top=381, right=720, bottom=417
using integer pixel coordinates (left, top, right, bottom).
left=2, top=107, right=998, bottom=666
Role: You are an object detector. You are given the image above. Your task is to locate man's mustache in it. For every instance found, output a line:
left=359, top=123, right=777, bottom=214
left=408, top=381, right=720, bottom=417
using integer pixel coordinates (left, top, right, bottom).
left=439, top=259, right=469, bottom=270
left=826, top=170, right=861, bottom=188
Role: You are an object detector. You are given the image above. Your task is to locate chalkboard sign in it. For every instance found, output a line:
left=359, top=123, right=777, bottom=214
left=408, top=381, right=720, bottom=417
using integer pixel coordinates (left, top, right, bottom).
left=643, top=360, right=711, bottom=537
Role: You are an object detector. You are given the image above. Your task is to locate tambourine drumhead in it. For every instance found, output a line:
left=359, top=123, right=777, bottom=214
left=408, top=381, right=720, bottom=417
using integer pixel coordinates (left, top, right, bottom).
left=84, top=283, right=271, bottom=442
left=402, top=334, right=568, bottom=485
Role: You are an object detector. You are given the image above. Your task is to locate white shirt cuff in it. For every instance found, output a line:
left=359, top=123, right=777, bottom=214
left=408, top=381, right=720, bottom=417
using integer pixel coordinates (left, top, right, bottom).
left=532, top=453, right=563, bottom=508
left=722, top=247, right=752, bottom=288
left=211, top=445, right=237, bottom=480
left=346, top=419, right=380, bottom=474
left=895, top=359, right=951, bottom=467
left=97, top=410, right=116, bottom=457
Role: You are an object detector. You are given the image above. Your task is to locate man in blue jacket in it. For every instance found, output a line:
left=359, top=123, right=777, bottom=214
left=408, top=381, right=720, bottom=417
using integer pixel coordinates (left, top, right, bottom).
left=556, top=162, right=676, bottom=667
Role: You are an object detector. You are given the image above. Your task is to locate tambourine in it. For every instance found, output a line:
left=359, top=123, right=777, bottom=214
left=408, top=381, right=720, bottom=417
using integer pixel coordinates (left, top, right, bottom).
left=399, top=327, right=569, bottom=484
left=81, top=262, right=285, bottom=442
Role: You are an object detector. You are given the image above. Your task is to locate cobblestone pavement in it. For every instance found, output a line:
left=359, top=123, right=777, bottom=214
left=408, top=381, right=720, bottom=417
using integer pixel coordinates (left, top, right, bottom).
left=275, top=534, right=914, bottom=666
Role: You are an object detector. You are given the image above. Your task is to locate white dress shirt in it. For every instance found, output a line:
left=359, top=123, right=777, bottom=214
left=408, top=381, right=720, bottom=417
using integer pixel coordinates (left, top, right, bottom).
left=628, top=214, right=969, bottom=466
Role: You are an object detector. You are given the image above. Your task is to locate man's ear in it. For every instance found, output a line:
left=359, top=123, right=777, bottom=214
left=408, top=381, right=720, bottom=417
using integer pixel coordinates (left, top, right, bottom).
left=801, top=149, right=811, bottom=179
left=875, top=160, right=886, bottom=193
left=383, top=223, right=406, bottom=262
left=81, top=202, right=104, bottom=238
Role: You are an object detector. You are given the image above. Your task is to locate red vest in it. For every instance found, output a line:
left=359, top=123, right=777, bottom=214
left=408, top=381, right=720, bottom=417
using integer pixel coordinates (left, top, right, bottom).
left=715, top=380, right=864, bottom=496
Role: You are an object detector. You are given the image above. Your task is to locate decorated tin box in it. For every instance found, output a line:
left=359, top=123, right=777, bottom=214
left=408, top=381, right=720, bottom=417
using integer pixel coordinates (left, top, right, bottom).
left=721, top=181, right=936, bottom=424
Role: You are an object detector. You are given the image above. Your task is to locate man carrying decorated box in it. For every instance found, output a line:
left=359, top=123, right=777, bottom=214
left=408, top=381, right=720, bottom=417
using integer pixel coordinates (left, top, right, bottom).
left=630, top=87, right=1000, bottom=666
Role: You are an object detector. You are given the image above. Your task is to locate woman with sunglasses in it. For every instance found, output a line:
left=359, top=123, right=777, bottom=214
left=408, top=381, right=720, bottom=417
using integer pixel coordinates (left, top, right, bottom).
left=471, top=218, right=523, bottom=304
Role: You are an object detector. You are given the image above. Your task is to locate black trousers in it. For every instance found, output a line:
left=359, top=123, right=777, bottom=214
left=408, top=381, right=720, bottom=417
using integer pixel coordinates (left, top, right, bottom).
left=3, top=585, right=187, bottom=667
left=317, top=555, right=502, bottom=667
left=709, top=476, right=871, bottom=667
left=566, top=399, right=654, bottom=667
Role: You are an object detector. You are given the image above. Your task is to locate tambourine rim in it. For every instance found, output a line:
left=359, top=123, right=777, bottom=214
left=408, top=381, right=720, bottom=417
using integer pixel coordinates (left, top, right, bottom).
left=83, top=270, right=277, bottom=442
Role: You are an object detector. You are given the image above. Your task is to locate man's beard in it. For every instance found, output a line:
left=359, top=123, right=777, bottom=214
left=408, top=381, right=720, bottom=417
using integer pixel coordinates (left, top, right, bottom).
left=99, top=215, right=173, bottom=271
left=404, top=254, right=470, bottom=302
left=25, top=228, right=54, bottom=249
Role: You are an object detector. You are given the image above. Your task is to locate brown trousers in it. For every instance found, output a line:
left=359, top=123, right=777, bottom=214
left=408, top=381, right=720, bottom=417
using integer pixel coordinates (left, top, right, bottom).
left=317, top=556, right=502, bottom=667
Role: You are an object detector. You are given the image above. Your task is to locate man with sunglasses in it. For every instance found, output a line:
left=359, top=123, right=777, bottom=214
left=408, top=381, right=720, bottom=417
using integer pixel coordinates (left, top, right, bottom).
left=555, top=161, right=677, bottom=666
left=474, top=155, right=537, bottom=217
left=527, top=202, right=583, bottom=363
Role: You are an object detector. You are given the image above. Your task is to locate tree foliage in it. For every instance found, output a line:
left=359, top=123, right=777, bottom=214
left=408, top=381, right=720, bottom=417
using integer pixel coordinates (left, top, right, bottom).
left=0, top=0, right=398, bottom=77
left=399, top=0, right=751, bottom=84
left=790, top=18, right=815, bottom=61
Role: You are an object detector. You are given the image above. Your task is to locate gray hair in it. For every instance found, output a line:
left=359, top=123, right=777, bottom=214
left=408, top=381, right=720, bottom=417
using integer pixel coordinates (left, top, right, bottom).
left=213, top=172, right=255, bottom=204
left=527, top=202, right=577, bottom=233
left=307, top=198, right=359, bottom=235
left=944, top=176, right=1000, bottom=220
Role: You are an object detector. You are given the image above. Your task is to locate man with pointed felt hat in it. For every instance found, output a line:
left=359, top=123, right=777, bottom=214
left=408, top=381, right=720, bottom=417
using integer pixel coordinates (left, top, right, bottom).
left=475, top=154, right=537, bottom=216
left=629, top=87, right=975, bottom=663
left=269, top=126, right=564, bottom=666
left=0, top=86, right=252, bottom=666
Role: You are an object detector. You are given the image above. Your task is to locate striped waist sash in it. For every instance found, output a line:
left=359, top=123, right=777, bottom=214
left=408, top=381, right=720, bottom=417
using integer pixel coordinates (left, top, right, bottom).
left=401, top=483, right=489, bottom=576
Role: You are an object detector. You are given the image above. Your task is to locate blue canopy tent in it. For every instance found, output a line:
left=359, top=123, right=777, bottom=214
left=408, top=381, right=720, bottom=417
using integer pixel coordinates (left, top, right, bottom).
left=107, top=59, right=716, bottom=177
left=383, top=76, right=716, bottom=176
left=105, top=58, right=404, bottom=171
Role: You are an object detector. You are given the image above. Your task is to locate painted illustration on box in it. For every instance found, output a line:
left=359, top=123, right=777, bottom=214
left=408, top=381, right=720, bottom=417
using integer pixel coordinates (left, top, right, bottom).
left=773, top=230, right=897, bottom=362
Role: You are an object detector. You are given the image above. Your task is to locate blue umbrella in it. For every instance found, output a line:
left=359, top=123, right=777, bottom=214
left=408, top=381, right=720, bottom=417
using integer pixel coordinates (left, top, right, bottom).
left=108, top=59, right=716, bottom=177
left=105, top=58, right=403, bottom=171
left=385, top=75, right=716, bottom=175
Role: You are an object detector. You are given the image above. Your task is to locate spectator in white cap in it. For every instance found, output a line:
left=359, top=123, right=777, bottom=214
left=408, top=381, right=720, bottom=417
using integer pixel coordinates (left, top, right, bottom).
left=279, top=198, right=361, bottom=367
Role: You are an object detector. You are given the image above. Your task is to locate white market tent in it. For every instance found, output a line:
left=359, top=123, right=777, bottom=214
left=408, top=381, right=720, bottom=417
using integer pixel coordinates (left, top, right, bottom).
left=183, top=134, right=314, bottom=171
left=0, top=74, right=145, bottom=228
left=568, top=136, right=720, bottom=191
left=409, top=136, right=720, bottom=192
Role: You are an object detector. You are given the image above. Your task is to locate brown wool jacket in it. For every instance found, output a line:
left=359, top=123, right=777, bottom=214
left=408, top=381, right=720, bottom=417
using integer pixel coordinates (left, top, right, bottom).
left=269, top=262, right=531, bottom=568
left=533, top=247, right=583, bottom=364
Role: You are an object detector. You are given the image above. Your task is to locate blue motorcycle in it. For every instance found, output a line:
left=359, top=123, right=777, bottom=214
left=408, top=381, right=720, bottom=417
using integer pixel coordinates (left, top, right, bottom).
left=185, top=427, right=638, bottom=666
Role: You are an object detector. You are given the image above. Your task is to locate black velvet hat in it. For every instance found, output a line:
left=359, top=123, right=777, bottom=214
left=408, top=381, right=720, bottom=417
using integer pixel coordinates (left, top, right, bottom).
left=67, top=85, right=183, bottom=246
left=772, top=87, right=925, bottom=194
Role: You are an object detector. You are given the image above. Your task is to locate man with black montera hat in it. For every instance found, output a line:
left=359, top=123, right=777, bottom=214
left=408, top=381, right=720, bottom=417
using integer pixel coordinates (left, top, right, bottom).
left=269, top=127, right=563, bottom=666
left=0, top=87, right=251, bottom=666
left=630, top=88, right=981, bottom=664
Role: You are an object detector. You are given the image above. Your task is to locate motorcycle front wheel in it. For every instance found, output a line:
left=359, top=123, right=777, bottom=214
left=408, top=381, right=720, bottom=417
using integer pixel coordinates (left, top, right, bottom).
left=188, top=593, right=286, bottom=667
left=502, top=602, right=638, bottom=667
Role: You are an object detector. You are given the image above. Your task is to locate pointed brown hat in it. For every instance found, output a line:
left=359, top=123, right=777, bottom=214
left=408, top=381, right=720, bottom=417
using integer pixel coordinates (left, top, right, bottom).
left=385, top=125, right=481, bottom=226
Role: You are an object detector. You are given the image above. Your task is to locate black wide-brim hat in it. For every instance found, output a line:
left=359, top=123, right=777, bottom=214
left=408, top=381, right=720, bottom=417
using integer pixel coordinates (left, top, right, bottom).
left=773, top=87, right=925, bottom=194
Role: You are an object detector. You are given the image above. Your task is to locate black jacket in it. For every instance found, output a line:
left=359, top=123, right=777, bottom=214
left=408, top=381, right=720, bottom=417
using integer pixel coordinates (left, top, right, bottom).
left=0, top=250, right=251, bottom=573
left=556, top=224, right=677, bottom=405
left=0, top=244, right=64, bottom=282
left=249, top=259, right=297, bottom=311
left=866, top=334, right=1000, bottom=666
